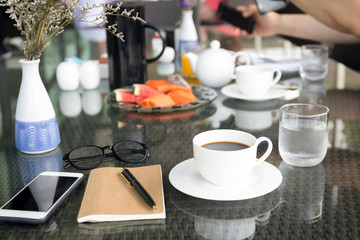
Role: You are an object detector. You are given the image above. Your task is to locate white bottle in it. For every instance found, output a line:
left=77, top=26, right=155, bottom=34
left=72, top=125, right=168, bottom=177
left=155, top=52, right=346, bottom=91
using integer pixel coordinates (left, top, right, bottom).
left=178, top=9, right=198, bottom=64
left=152, top=32, right=163, bottom=58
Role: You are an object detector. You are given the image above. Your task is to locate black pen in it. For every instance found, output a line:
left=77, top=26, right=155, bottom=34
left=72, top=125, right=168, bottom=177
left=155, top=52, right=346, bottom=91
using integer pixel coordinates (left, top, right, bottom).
left=121, top=168, right=157, bottom=209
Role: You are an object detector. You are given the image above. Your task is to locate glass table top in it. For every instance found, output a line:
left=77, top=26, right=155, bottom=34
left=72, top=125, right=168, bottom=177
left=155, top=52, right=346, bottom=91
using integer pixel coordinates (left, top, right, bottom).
left=0, top=26, right=359, bottom=239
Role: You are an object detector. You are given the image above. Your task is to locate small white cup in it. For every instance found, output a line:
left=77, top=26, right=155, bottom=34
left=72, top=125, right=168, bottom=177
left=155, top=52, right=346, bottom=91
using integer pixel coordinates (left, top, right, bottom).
left=159, top=46, right=175, bottom=63
left=193, top=129, right=273, bottom=186
left=56, top=61, right=80, bottom=91
left=235, top=65, right=282, bottom=96
left=80, top=60, right=100, bottom=90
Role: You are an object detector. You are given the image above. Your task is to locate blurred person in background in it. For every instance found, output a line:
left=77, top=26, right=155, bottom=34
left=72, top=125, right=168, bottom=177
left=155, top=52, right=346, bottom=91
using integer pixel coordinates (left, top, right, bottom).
left=289, top=0, right=360, bottom=38
left=237, top=4, right=359, bottom=44
left=235, top=2, right=360, bottom=70
left=199, top=0, right=224, bottom=23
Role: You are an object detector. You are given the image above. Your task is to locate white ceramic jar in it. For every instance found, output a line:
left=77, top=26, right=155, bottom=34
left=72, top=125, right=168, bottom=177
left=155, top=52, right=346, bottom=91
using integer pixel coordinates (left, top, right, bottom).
left=80, top=60, right=101, bottom=89
left=56, top=61, right=80, bottom=91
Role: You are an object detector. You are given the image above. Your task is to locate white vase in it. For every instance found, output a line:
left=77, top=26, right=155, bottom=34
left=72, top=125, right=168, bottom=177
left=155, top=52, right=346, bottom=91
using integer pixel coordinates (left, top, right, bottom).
left=15, top=59, right=61, bottom=154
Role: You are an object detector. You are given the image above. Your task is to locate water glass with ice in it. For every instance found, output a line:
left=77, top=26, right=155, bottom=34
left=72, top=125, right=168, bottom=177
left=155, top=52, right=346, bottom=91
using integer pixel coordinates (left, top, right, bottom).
left=278, top=103, right=329, bottom=167
left=299, top=44, right=328, bottom=86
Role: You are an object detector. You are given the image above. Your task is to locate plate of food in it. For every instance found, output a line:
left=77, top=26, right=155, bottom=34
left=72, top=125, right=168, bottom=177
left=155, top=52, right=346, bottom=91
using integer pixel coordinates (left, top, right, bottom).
left=105, top=79, right=217, bottom=113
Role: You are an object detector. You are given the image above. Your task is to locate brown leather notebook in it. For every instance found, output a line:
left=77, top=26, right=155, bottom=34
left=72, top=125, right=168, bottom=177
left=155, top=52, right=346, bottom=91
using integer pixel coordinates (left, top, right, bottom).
left=77, top=165, right=165, bottom=223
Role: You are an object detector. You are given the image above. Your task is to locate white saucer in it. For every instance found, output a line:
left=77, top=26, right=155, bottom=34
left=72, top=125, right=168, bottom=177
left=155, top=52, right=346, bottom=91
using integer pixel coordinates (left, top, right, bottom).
left=221, top=83, right=291, bottom=102
left=169, top=158, right=282, bottom=201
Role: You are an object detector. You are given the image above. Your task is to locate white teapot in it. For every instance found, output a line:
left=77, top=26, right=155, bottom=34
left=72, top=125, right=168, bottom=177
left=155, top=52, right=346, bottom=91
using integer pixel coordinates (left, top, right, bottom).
left=186, top=40, right=250, bottom=88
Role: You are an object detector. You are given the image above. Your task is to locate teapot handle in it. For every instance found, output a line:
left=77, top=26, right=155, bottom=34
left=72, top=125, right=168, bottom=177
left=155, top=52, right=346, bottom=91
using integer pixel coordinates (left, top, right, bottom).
left=142, top=23, right=166, bottom=64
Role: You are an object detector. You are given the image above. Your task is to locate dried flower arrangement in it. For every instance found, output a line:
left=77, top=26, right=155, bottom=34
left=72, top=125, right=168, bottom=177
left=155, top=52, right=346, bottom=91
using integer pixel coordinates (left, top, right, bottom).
left=0, top=0, right=145, bottom=60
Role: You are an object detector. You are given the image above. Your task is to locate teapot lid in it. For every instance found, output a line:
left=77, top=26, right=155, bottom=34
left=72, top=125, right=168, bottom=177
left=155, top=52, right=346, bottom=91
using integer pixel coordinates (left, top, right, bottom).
left=199, top=40, right=232, bottom=62
left=210, top=40, right=221, bottom=50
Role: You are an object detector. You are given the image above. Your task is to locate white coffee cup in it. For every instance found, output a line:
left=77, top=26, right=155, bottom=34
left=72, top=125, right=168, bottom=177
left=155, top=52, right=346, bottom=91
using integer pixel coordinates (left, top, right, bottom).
left=193, top=129, right=273, bottom=186
left=235, top=65, right=282, bottom=96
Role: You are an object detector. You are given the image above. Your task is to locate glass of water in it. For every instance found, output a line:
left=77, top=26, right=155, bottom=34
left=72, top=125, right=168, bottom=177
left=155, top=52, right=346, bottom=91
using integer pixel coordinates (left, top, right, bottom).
left=279, top=103, right=329, bottom=167
left=299, top=44, right=329, bottom=86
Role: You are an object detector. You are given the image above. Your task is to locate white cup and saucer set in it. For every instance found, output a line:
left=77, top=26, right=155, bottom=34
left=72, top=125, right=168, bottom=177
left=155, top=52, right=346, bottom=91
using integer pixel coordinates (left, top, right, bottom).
left=169, top=129, right=282, bottom=201
left=221, top=65, right=299, bottom=101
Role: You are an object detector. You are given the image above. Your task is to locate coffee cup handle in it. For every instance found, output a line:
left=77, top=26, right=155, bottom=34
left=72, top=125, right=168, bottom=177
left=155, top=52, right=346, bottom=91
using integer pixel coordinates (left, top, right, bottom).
left=254, top=137, right=273, bottom=166
left=272, top=69, right=282, bottom=85
left=143, top=23, right=166, bottom=63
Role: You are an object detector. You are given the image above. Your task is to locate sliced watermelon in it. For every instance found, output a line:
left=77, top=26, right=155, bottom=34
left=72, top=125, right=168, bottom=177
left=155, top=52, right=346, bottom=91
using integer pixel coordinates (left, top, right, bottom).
left=114, top=88, right=144, bottom=102
left=133, top=84, right=161, bottom=98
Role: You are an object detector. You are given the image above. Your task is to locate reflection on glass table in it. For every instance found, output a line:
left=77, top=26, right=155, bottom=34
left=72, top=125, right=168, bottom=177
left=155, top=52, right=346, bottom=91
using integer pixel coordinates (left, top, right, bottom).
left=222, top=98, right=285, bottom=132
left=17, top=147, right=63, bottom=185
left=279, top=161, right=325, bottom=224
left=170, top=187, right=282, bottom=240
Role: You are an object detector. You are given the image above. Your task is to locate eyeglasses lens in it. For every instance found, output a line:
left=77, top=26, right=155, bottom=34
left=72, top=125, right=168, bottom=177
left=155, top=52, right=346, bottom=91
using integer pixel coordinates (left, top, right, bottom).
left=69, top=146, right=104, bottom=169
left=113, top=141, right=146, bottom=162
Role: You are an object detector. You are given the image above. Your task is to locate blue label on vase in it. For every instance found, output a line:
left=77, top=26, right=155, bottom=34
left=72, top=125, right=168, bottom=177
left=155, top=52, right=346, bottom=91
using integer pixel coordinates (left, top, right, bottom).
left=15, top=117, right=61, bottom=153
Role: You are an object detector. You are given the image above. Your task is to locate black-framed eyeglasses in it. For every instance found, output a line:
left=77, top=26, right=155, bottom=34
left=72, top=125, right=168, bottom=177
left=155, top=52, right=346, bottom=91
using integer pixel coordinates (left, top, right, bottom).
left=63, top=140, right=150, bottom=170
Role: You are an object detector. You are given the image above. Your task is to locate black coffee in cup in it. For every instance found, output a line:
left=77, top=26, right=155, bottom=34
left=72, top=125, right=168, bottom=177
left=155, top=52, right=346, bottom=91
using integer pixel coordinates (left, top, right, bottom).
left=201, top=141, right=250, bottom=151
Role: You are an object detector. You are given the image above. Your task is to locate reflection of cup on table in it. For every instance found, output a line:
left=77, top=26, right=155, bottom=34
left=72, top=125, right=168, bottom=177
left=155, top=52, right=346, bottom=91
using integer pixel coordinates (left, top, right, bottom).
left=235, top=109, right=279, bottom=131
left=279, top=103, right=329, bottom=167
left=299, top=44, right=328, bottom=88
left=235, top=65, right=282, bottom=96
left=193, top=129, right=273, bottom=186
left=59, top=91, right=82, bottom=117
left=206, top=90, right=233, bottom=128
left=82, top=89, right=102, bottom=116
left=169, top=182, right=282, bottom=240
left=195, top=216, right=256, bottom=240
left=222, top=98, right=284, bottom=131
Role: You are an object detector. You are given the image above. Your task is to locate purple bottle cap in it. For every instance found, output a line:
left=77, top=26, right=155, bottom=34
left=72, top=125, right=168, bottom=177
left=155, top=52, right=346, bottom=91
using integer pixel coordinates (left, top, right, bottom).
left=180, top=0, right=191, bottom=8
